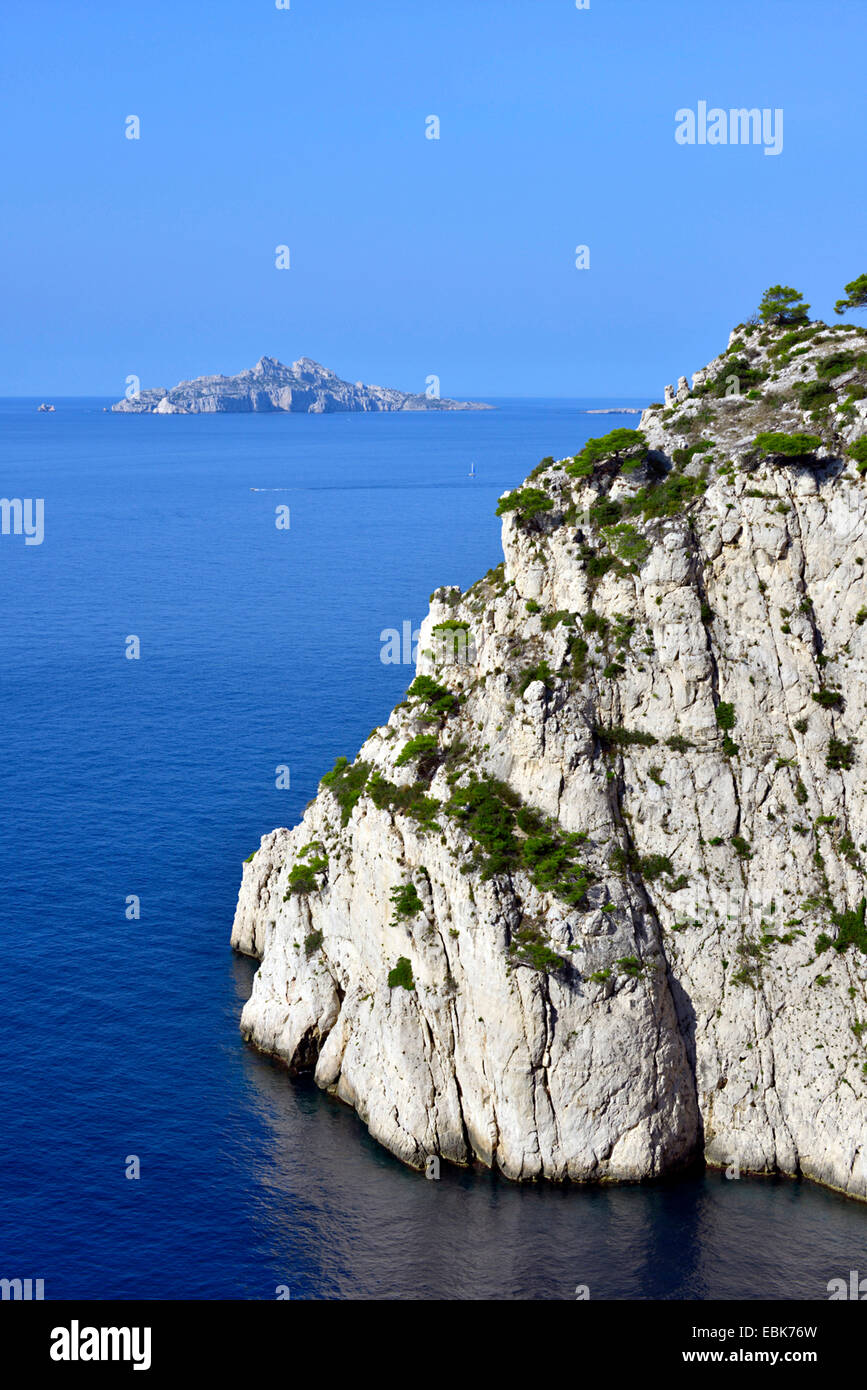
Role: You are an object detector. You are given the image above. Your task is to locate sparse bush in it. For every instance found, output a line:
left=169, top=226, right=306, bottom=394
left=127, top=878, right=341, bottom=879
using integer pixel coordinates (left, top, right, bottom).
left=496, top=486, right=554, bottom=524
left=508, top=924, right=564, bottom=973
left=320, top=757, right=370, bottom=824
left=406, top=674, right=458, bottom=719
left=390, top=882, right=424, bottom=922
left=848, top=437, right=867, bottom=474
left=753, top=431, right=822, bottom=460
left=518, top=659, right=557, bottom=696
left=827, top=737, right=855, bottom=771
left=596, top=725, right=658, bottom=749
left=395, top=734, right=440, bottom=769
left=830, top=899, right=867, bottom=955
left=566, top=428, right=648, bottom=478
left=812, top=689, right=843, bottom=710
left=798, top=380, right=836, bottom=412
left=286, top=856, right=328, bottom=895
left=388, top=957, right=415, bottom=990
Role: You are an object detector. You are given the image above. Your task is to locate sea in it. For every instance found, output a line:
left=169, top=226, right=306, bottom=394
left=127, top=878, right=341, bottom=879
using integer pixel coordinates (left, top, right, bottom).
left=1, top=395, right=865, bottom=1300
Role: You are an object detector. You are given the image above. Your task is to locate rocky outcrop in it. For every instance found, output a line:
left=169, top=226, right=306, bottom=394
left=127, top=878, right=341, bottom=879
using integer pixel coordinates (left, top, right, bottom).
left=233, top=313, right=867, bottom=1195
left=111, top=355, right=491, bottom=414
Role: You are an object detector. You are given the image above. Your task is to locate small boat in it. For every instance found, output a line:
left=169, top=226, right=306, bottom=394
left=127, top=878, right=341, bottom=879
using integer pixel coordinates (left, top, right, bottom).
left=468, top=461, right=476, bottom=478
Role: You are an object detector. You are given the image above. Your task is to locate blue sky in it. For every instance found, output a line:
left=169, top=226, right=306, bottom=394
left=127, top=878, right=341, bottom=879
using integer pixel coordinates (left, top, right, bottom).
left=1, top=0, right=864, bottom=396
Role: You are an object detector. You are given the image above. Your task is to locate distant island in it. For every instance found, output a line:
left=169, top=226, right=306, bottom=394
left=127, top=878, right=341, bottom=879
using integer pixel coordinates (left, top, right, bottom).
left=111, top=356, right=492, bottom=414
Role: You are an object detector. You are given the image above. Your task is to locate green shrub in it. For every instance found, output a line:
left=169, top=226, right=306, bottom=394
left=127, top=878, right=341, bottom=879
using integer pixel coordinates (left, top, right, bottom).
left=566, top=428, right=648, bottom=478
left=731, top=835, right=752, bottom=859
left=528, top=455, right=556, bottom=479
left=320, top=757, right=370, bottom=824
left=596, top=725, right=658, bottom=749
left=496, top=486, right=554, bottom=524
left=638, top=853, right=673, bottom=881
left=430, top=621, right=472, bottom=660
left=406, top=674, right=458, bottom=718
left=827, top=737, right=855, bottom=771
left=768, top=326, right=818, bottom=357
left=812, top=689, right=843, bottom=710
left=798, top=380, right=836, bottom=411
left=715, top=701, right=736, bottom=731
left=816, top=350, right=861, bottom=379
left=584, top=553, right=616, bottom=579
left=518, top=659, right=557, bottom=696
left=753, top=431, right=822, bottom=460
left=395, top=734, right=440, bottom=768
left=540, top=609, right=575, bottom=632
left=446, top=777, right=519, bottom=878
left=831, top=899, right=867, bottom=955
left=609, top=523, right=650, bottom=564
left=304, top=929, right=324, bottom=957
left=446, top=776, right=592, bottom=905
left=672, top=439, right=715, bottom=467
left=507, top=924, right=564, bottom=973
left=616, top=955, right=648, bottom=978
left=848, top=437, right=867, bottom=474
left=388, top=957, right=415, bottom=990
left=568, top=634, right=589, bottom=675
left=389, top=882, right=424, bottom=922
left=627, top=472, right=705, bottom=519
left=286, top=856, right=328, bottom=895
left=368, top=771, right=441, bottom=827
left=582, top=610, right=608, bottom=635
left=667, top=734, right=693, bottom=752
left=589, top=497, right=623, bottom=527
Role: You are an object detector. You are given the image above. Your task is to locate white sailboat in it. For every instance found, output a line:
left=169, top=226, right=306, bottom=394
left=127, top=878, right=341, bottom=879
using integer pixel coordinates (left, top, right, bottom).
left=468, top=461, right=476, bottom=478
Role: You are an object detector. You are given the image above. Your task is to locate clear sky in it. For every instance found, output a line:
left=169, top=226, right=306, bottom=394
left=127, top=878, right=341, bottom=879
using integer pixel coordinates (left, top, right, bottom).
left=2, top=0, right=865, bottom=397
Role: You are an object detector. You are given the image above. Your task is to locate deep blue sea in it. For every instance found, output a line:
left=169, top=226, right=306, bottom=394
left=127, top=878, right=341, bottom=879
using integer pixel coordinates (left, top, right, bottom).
left=2, top=395, right=866, bottom=1301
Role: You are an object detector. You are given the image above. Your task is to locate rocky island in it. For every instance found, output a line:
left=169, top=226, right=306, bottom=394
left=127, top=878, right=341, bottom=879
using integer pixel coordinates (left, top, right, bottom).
left=111, top=355, right=491, bottom=414
left=233, top=285, right=867, bottom=1198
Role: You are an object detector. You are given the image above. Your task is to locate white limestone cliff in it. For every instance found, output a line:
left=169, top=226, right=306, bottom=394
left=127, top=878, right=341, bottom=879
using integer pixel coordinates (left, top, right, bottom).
left=233, top=313, right=867, bottom=1196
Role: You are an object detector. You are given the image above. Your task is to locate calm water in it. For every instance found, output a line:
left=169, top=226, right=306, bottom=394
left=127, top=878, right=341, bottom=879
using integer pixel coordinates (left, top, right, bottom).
left=1, top=395, right=866, bottom=1300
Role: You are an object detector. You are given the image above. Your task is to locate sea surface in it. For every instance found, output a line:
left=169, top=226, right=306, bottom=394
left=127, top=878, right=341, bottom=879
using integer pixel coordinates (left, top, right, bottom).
left=1, top=395, right=865, bottom=1300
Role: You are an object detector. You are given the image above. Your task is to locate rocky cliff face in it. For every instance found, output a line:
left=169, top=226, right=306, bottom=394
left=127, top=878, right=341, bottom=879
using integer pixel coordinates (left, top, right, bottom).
left=232, top=315, right=867, bottom=1196
left=111, top=355, right=490, bottom=413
